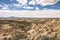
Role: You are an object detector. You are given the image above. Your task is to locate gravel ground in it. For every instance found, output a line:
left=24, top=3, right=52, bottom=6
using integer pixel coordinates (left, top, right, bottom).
left=0, top=18, right=60, bottom=40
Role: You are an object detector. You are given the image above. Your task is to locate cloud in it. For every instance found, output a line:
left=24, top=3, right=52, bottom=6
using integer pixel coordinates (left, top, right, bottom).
left=28, top=0, right=60, bottom=6
left=29, top=0, right=36, bottom=5
left=2, top=4, right=9, bottom=10
left=17, top=0, right=27, bottom=5
left=23, top=6, right=34, bottom=9
left=1, top=3, right=24, bottom=10
left=12, top=3, right=23, bottom=7
left=0, top=0, right=60, bottom=10
left=39, top=0, right=60, bottom=6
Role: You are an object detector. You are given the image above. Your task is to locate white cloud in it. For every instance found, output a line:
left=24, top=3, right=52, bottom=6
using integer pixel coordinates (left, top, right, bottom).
left=2, top=7, right=7, bottom=9
left=0, top=5, right=3, bottom=7
left=35, top=7, right=40, bottom=10
left=39, top=0, right=60, bottom=6
left=0, top=0, right=60, bottom=10
left=17, top=0, right=27, bottom=5
left=28, top=0, right=60, bottom=6
left=23, top=6, right=34, bottom=9
left=12, top=4, right=23, bottom=7
left=29, top=0, right=36, bottom=5
left=2, top=4, right=9, bottom=10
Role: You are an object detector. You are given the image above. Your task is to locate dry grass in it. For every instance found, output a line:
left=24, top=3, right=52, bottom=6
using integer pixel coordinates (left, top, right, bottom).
left=0, top=18, right=60, bottom=40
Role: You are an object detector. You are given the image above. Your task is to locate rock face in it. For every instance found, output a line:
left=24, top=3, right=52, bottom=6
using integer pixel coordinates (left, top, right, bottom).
left=0, top=18, right=60, bottom=40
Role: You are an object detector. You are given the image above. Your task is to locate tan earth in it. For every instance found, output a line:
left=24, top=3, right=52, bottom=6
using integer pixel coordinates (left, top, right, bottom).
left=0, top=18, right=60, bottom=40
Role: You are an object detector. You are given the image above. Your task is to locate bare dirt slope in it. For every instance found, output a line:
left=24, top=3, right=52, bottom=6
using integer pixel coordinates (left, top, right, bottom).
left=0, top=18, right=60, bottom=40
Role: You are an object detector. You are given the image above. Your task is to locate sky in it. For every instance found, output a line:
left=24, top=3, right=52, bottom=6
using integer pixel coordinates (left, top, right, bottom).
left=0, top=0, right=60, bottom=10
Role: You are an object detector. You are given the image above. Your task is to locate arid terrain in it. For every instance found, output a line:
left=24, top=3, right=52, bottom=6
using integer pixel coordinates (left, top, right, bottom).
left=0, top=18, right=60, bottom=40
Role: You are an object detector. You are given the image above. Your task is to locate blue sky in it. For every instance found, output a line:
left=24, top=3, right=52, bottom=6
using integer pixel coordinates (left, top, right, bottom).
left=0, top=0, right=60, bottom=10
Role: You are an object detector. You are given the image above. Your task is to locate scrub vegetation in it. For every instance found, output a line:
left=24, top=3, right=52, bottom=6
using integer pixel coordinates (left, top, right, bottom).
left=0, top=18, right=60, bottom=40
